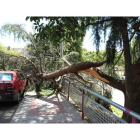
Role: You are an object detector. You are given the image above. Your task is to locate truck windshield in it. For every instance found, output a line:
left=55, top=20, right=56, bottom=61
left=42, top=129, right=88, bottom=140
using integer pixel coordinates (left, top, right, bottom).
left=0, top=73, right=13, bottom=81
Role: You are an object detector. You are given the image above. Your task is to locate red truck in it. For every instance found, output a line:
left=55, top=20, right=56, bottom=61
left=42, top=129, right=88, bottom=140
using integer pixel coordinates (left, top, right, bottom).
left=0, top=71, right=26, bottom=103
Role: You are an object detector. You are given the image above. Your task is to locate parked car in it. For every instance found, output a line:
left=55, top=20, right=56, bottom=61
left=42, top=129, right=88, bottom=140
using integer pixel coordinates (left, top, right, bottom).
left=0, top=71, right=26, bottom=103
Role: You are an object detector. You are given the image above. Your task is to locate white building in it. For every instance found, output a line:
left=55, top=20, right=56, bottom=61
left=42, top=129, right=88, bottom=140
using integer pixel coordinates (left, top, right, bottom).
left=7, top=46, right=29, bottom=57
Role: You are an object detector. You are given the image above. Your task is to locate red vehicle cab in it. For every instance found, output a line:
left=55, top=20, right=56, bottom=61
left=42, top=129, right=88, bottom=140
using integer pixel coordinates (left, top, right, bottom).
left=0, top=71, right=26, bottom=103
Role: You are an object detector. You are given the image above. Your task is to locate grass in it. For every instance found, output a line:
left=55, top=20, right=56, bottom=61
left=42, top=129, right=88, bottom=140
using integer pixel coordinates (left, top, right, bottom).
left=27, top=89, right=55, bottom=98
left=111, top=105, right=123, bottom=118
left=40, top=89, right=55, bottom=97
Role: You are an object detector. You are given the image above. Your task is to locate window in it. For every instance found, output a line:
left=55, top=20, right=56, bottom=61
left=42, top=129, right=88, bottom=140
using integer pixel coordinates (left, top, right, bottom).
left=0, top=73, right=13, bottom=81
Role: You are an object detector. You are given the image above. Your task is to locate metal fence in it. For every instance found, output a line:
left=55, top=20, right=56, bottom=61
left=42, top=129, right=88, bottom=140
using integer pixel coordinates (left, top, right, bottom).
left=62, top=78, right=140, bottom=123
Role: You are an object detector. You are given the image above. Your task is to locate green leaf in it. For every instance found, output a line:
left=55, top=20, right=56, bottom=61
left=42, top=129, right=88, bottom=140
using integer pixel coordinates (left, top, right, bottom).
left=35, top=26, right=38, bottom=30
left=26, top=17, right=30, bottom=21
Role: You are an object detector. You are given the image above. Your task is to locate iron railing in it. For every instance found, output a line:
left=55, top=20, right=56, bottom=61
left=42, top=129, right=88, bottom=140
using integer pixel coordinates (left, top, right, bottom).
left=62, top=78, right=140, bottom=123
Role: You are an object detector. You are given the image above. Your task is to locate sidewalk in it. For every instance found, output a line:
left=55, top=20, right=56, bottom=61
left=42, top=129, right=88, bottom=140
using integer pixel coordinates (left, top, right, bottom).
left=10, top=92, right=87, bottom=123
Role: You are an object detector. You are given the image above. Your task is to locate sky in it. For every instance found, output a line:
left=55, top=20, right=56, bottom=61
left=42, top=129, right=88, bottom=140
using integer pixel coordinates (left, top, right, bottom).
left=0, top=15, right=99, bottom=51
left=0, top=0, right=138, bottom=51
left=0, top=16, right=34, bottom=48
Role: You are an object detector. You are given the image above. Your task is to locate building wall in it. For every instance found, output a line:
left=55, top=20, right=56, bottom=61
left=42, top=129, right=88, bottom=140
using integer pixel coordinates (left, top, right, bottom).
left=7, top=46, right=29, bottom=57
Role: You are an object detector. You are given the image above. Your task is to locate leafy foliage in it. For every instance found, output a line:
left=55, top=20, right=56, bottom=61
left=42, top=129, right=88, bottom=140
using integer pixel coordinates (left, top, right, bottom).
left=131, top=37, right=140, bottom=63
left=0, top=44, right=26, bottom=71
left=26, top=17, right=97, bottom=45
left=0, top=24, right=32, bottom=42
left=25, top=17, right=125, bottom=66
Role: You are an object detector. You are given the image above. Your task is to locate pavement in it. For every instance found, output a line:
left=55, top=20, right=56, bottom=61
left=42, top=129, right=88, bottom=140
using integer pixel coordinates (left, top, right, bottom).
left=10, top=92, right=87, bottom=123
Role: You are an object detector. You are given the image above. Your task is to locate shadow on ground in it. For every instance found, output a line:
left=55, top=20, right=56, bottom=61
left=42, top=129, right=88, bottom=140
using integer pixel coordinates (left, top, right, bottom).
left=0, top=98, right=23, bottom=123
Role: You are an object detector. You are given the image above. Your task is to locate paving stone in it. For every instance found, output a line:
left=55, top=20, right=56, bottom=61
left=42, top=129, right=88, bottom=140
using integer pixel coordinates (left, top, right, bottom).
left=27, top=119, right=38, bottom=123
left=27, top=116, right=38, bottom=120
left=64, top=106, right=74, bottom=111
left=10, top=120, right=16, bottom=123
left=61, top=101, right=70, bottom=105
left=18, top=106, right=30, bottom=110
left=11, top=118, right=21, bottom=123
left=56, top=109, right=66, bottom=113
left=28, top=111, right=38, bottom=116
left=66, top=109, right=78, bottom=114
left=38, top=110, right=57, bottom=115
left=41, top=100, right=54, bottom=104
left=38, top=119, right=48, bottom=123
left=47, top=114, right=59, bottom=121
left=14, top=112, right=28, bottom=116
left=13, top=114, right=27, bottom=120
left=16, top=109, right=29, bottom=114
left=29, top=108, right=38, bottom=112
left=38, top=116, right=48, bottom=121
left=59, top=116, right=73, bottom=122
left=38, top=105, right=52, bottom=111
left=70, top=113, right=81, bottom=118
left=48, top=120, right=59, bottom=123
left=38, top=108, right=48, bottom=112
left=57, top=113, right=70, bottom=117
left=58, top=120, right=73, bottom=123
left=73, top=120, right=84, bottom=123
left=11, top=92, right=87, bottom=124
left=18, top=120, right=27, bottom=123
left=71, top=115, right=83, bottom=121
left=47, top=106, right=55, bottom=109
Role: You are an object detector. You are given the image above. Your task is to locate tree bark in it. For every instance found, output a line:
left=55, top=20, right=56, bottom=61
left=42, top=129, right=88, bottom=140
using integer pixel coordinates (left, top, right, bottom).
left=41, top=61, right=106, bottom=80
left=80, top=68, right=126, bottom=94
left=121, top=17, right=140, bottom=122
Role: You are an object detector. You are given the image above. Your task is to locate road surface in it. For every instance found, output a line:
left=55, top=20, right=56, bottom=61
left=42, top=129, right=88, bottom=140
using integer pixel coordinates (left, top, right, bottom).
left=0, top=98, right=23, bottom=123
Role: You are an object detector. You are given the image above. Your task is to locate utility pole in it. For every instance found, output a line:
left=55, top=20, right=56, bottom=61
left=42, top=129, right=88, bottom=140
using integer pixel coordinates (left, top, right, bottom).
left=7, top=46, right=10, bottom=50
left=61, top=40, right=64, bottom=67
left=60, top=40, right=64, bottom=85
left=61, top=41, right=64, bottom=58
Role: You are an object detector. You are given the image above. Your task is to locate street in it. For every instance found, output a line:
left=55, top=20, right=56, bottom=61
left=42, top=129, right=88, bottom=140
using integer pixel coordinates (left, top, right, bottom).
left=0, top=99, right=22, bottom=123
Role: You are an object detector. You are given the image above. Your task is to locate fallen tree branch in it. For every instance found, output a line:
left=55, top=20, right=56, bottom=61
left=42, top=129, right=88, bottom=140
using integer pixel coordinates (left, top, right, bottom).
left=74, top=73, right=94, bottom=84
left=0, top=51, right=39, bottom=72
left=50, top=79, right=59, bottom=89
left=79, top=67, right=126, bottom=94
left=42, top=61, right=106, bottom=80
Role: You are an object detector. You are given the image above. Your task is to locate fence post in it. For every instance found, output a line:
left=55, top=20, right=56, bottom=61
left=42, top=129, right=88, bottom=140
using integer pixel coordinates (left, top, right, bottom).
left=82, top=89, right=85, bottom=120
left=125, top=108, right=138, bottom=123
left=67, top=81, right=70, bottom=101
left=132, top=117, right=138, bottom=123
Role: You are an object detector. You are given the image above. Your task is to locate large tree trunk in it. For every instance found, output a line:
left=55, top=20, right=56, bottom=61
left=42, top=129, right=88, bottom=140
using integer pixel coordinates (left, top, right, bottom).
left=36, top=61, right=106, bottom=80
left=35, top=79, right=43, bottom=96
left=121, top=18, right=140, bottom=123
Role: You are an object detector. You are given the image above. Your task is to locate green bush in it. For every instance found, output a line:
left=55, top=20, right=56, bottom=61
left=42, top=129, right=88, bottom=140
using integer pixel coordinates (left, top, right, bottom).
left=40, top=89, right=55, bottom=97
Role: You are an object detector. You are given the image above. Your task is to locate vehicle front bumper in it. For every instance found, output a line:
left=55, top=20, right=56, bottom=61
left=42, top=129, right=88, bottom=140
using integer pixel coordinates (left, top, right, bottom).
left=0, top=92, right=18, bottom=102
